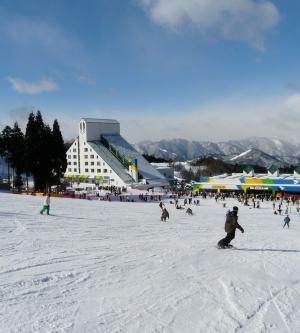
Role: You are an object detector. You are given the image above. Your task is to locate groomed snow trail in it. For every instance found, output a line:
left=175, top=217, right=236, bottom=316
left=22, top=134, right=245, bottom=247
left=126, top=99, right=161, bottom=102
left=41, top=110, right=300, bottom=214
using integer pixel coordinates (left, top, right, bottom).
left=1, top=193, right=300, bottom=332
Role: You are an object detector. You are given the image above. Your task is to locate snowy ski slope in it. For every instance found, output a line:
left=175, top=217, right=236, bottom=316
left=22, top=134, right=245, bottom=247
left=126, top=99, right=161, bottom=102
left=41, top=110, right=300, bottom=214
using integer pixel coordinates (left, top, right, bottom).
left=1, top=193, right=300, bottom=332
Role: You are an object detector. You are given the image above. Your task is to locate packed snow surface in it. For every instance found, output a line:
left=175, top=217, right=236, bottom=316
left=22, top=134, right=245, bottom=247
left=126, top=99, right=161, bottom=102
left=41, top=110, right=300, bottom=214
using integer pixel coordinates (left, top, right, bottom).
left=1, top=193, right=300, bottom=332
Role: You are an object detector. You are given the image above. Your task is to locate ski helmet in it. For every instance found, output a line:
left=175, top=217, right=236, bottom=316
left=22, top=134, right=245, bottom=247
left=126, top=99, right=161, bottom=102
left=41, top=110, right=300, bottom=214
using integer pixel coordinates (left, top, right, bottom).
left=232, top=206, right=238, bottom=212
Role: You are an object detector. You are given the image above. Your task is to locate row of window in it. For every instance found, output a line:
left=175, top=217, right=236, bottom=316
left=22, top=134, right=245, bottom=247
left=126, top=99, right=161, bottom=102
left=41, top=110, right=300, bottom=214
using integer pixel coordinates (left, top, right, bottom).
left=68, top=154, right=105, bottom=162
left=84, top=169, right=109, bottom=173
left=84, top=161, right=105, bottom=166
left=68, top=168, right=78, bottom=172
left=68, top=160, right=106, bottom=167
left=67, top=168, right=112, bottom=174
left=71, top=148, right=93, bottom=153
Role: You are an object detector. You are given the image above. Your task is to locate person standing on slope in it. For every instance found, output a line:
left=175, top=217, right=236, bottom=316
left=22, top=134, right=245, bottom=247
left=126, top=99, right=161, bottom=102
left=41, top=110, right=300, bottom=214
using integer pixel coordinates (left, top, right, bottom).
left=283, top=215, right=290, bottom=228
left=217, top=206, right=244, bottom=248
left=159, top=201, right=164, bottom=212
left=40, top=193, right=51, bottom=215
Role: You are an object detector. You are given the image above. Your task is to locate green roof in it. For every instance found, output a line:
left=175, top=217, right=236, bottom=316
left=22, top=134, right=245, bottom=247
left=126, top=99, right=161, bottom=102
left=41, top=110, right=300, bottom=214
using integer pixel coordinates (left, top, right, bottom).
left=294, top=166, right=300, bottom=174
left=268, top=165, right=278, bottom=174
left=243, top=165, right=254, bottom=173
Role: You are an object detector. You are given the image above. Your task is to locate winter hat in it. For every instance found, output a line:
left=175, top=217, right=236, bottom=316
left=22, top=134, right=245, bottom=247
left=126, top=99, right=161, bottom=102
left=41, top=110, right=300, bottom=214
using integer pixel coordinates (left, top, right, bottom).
left=232, top=206, right=239, bottom=212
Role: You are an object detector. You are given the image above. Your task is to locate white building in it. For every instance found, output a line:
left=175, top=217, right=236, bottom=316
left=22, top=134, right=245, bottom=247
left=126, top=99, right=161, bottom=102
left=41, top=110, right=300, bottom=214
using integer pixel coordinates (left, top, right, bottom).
left=65, top=118, right=168, bottom=188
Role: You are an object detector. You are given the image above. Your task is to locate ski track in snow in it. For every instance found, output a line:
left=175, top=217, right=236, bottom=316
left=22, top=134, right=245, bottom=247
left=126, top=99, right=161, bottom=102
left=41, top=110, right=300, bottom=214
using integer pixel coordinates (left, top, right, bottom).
left=1, top=193, right=300, bottom=332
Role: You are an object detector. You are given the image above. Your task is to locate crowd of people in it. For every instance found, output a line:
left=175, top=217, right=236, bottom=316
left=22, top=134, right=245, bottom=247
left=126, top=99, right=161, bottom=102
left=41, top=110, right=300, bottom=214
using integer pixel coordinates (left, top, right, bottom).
left=156, top=190, right=299, bottom=248
left=39, top=189, right=299, bottom=248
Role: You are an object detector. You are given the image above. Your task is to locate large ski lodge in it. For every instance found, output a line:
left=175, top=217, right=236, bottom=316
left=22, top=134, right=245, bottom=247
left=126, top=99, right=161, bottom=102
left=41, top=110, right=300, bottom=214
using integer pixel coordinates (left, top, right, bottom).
left=65, top=118, right=168, bottom=188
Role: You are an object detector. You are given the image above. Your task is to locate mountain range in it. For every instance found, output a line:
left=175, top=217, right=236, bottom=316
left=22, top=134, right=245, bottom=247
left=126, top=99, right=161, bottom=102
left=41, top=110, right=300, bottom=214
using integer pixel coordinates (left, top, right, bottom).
left=134, top=137, right=300, bottom=168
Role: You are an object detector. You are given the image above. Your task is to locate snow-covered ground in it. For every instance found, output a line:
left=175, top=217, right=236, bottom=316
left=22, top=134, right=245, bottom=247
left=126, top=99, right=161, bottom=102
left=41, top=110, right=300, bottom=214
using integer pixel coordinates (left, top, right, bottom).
left=1, top=193, right=300, bottom=332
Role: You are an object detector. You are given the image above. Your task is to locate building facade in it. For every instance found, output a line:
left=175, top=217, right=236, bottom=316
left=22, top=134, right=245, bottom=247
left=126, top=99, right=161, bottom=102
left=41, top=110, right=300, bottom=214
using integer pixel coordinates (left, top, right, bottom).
left=65, top=118, right=168, bottom=188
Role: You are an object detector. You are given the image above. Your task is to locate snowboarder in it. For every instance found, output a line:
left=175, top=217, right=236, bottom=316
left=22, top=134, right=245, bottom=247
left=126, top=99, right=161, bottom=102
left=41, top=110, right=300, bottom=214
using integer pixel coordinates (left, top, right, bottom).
left=40, top=193, right=51, bottom=215
left=283, top=215, right=290, bottom=228
left=159, top=201, right=164, bottom=212
left=217, top=206, right=244, bottom=249
left=161, top=208, right=169, bottom=221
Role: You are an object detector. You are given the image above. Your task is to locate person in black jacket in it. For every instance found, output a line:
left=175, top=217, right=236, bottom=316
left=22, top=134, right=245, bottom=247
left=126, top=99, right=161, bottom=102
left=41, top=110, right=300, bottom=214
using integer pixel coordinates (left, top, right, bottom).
left=217, top=206, right=244, bottom=248
left=161, top=208, right=169, bottom=221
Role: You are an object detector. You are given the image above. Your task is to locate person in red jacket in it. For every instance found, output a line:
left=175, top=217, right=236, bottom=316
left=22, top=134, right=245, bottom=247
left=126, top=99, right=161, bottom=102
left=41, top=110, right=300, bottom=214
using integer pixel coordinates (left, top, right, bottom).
left=217, top=206, right=244, bottom=248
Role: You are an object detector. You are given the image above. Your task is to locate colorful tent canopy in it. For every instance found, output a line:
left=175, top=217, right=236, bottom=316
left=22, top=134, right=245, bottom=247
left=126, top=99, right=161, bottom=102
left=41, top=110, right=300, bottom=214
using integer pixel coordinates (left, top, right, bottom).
left=193, top=174, right=300, bottom=193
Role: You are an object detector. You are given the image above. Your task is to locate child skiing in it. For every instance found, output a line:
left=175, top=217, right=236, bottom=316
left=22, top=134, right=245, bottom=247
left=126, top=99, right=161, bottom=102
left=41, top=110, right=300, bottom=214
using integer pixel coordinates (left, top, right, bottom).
left=283, top=215, right=290, bottom=228
left=217, top=206, right=244, bottom=249
left=40, top=193, right=51, bottom=215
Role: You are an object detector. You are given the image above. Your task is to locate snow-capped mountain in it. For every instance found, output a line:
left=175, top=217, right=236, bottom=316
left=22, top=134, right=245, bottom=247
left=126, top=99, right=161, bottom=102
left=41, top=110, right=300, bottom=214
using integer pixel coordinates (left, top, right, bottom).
left=135, top=139, right=215, bottom=161
left=229, top=148, right=288, bottom=167
left=134, top=137, right=300, bottom=167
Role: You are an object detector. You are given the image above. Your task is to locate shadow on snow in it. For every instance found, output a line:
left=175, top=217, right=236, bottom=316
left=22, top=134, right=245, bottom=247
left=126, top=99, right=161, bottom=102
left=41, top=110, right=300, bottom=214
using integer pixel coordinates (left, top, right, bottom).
left=236, top=248, right=300, bottom=253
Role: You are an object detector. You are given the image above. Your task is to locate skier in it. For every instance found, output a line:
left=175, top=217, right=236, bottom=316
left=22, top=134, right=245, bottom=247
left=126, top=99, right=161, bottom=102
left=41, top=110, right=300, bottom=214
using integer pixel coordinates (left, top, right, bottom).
left=40, top=193, right=51, bottom=215
left=283, top=215, right=290, bottom=228
left=217, top=206, right=244, bottom=249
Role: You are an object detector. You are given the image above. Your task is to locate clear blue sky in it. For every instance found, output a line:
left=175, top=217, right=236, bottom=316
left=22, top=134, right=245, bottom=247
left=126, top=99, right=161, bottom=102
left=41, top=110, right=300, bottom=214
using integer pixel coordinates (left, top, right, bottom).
left=1, top=0, right=300, bottom=142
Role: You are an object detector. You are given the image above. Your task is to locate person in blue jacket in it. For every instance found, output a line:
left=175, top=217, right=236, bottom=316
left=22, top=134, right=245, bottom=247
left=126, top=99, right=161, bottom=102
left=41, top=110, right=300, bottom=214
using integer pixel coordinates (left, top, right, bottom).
left=283, top=215, right=290, bottom=228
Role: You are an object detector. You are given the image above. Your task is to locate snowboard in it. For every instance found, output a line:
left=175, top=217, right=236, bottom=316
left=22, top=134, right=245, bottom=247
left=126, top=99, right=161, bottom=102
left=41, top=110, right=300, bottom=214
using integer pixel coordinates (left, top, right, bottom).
left=216, top=244, right=235, bottom=249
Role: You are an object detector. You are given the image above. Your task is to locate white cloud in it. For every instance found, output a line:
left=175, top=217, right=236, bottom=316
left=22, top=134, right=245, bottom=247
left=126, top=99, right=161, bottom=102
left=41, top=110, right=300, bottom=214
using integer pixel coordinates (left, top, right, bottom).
left=7, top=93, right=298, bottom=145
left=138, top=0, right=280, bottom=49
left=116, top=93, right=300, bottom=143
left=8, top=77, right=59, bottom=95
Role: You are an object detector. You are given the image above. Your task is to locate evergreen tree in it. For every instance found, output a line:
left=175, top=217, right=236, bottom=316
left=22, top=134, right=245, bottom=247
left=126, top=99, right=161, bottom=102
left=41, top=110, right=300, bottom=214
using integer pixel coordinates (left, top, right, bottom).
left=51, top=119, right=67, bottom=184
left=0, top=126, right=13, bottom=186
left=24, top=112, right=36, bottom=190
left=0, top=123, right=25, bottom=189
left=25, top=111, right=67, bottom=191
left=25, top=111, right=51, bottom=191
left=25, top=112, right=37, bottom=178
left=40, top=124, right=55, bottom=190
left=9, top=122, right=25, bottom=191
